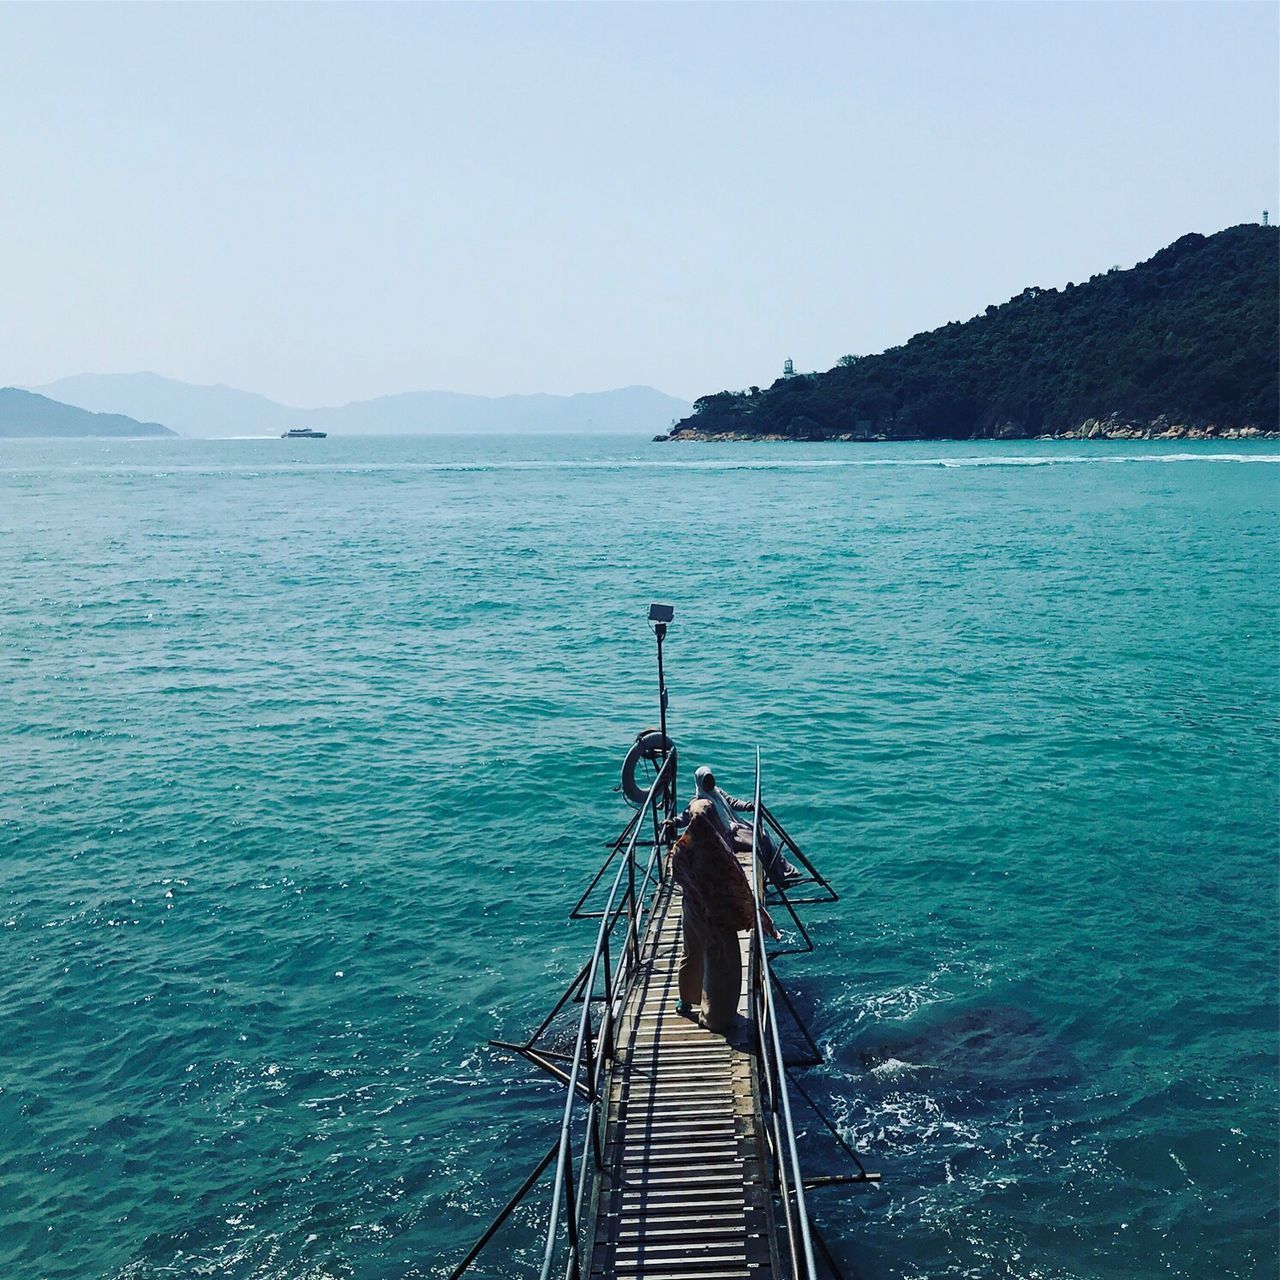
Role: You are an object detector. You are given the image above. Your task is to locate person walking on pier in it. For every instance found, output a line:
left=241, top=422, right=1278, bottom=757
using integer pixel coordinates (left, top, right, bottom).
left=669, top=802, right=780, bottom=1032
left=663, top=765, right=801, bottom=889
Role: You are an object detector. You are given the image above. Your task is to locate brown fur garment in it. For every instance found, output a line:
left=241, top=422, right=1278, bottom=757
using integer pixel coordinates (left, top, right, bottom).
left=670, top=801, right=777, bottom=937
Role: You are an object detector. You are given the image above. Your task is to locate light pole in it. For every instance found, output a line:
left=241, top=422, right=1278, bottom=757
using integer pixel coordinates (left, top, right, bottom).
left=647, top=603, right=674, bottom=808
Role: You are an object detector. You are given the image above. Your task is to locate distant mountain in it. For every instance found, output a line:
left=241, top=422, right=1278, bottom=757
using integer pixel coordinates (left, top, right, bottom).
left=0, top=388, right=175, bottom=438
left=32, top=372, right=289, bottom=438
left=31, top=373, right=691, bottom=438
left=664, top=223, right=1279, bottom=442
left=307, top=387, right=692, bottom=436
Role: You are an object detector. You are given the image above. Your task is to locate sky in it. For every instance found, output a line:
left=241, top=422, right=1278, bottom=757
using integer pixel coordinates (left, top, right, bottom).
left=1, top=1, right=1276, bottom=407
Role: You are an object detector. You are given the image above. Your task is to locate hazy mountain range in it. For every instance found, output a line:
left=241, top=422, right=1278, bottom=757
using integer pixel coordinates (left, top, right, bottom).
left=0, top=388, right=174, bottom=438
left=26, top=373, right=692, bottom=439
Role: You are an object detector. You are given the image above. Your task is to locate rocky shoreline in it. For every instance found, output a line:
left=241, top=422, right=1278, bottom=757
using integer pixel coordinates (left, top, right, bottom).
left=656, top=416, right=1278, bottom=444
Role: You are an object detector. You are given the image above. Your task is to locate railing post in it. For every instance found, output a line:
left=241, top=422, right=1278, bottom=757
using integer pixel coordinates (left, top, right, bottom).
left=628, top=835, right=637, bottom=958
left=600, top=934, right=615, bottom=1063
left=581, top=997, right=596, bottom=1103
left=563, top=1157, right=579, bottom=1280
left=650, top=792, right=665, bottom=891
left=591, top=1104, right=605, bottom=1173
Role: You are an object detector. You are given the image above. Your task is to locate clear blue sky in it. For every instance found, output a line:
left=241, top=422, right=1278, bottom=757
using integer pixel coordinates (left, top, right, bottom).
left=1, top=1, right=1276, bottom=406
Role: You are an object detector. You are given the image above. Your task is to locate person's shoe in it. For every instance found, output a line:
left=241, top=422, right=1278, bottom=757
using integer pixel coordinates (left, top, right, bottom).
left=674, top=1000, right=695, bottom=1018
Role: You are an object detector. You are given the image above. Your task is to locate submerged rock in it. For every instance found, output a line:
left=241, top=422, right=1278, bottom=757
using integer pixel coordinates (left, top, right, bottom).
left=855, top=1003, right=1084, bottom=1092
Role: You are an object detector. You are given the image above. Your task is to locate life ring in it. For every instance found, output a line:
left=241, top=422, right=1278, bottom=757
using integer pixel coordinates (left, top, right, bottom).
left=620, top=729, right=678, bottom=809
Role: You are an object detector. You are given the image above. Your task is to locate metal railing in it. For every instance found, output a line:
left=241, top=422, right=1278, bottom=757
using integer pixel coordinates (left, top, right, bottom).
left=749, top=748, right=820, bottom=1279
left=450, top=743, right=852, bottom=1279
left=536, top=749, right=676, bottom=1280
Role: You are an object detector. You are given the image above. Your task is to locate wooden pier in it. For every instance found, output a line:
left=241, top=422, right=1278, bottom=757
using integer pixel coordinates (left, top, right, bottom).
left=585, top=845, right=779, bottom=1279
left=450, top=743, right=857, bottom=1280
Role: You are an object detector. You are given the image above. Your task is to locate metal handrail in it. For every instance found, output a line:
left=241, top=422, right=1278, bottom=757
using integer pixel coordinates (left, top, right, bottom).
left=749, top=748, right=819, bottom=1279
left=538, top=748, right=676, bottom=1280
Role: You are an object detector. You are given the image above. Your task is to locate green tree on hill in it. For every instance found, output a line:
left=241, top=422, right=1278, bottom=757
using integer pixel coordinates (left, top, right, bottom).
left=674, top=225, right=1279, bottom=441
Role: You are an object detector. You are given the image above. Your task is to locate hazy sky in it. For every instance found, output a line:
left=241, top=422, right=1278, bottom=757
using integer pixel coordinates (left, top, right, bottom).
left=1, top=1, right=1276, bottom=405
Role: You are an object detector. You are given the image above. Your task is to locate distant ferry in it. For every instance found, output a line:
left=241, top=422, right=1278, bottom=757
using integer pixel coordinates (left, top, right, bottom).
left=281, top=427, right=327, bottom=439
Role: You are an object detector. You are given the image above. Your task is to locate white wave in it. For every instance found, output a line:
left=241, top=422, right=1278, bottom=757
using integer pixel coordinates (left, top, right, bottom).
left=0, top=451, right=1276, bottom=478
left=870, top=1056, right=925, bottom=1080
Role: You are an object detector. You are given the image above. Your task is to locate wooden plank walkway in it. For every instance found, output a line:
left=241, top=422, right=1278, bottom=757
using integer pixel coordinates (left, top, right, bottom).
left=586, top=849, right=778, bottom=1279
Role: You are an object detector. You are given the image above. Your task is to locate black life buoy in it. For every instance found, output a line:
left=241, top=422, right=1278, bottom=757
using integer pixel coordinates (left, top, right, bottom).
left=620, top=729, right=678, bottom=809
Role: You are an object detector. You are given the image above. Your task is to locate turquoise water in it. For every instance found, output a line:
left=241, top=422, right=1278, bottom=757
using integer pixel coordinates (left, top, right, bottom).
left=1, top=435, right=1276, bottom=1280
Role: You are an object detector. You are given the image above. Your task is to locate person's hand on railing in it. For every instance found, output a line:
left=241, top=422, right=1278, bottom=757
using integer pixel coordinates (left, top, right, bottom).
left=760, top=904, right=782, bottom=942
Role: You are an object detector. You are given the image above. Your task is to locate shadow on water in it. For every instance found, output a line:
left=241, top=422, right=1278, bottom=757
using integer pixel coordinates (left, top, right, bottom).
left=787, top=1000, right=1088, bottom=1279
left=851, top=1002, right=1084, bottom=1093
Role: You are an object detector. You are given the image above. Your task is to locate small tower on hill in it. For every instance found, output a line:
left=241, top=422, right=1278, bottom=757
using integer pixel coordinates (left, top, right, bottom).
left=783, top=358, right=795, bottom=378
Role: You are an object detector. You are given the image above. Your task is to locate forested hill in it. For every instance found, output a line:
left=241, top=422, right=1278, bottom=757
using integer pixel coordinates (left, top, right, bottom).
left=665, top=224, right=1278, bottom=442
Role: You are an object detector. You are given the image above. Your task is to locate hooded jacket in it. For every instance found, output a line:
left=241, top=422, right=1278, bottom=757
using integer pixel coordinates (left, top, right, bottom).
left=670, top=765, right=755, bottom=837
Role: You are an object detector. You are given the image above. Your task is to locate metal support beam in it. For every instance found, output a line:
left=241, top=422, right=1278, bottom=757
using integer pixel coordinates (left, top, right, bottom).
left=447, top=1140, right=559, bottom=1280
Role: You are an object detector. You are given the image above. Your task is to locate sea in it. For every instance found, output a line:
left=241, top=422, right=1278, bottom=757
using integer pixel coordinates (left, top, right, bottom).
left=1, top=434, right=1276, bottom=1280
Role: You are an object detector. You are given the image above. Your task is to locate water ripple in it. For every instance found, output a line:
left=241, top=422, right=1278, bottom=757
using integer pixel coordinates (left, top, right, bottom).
left=0, top=434, right=1275, bottom=1280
